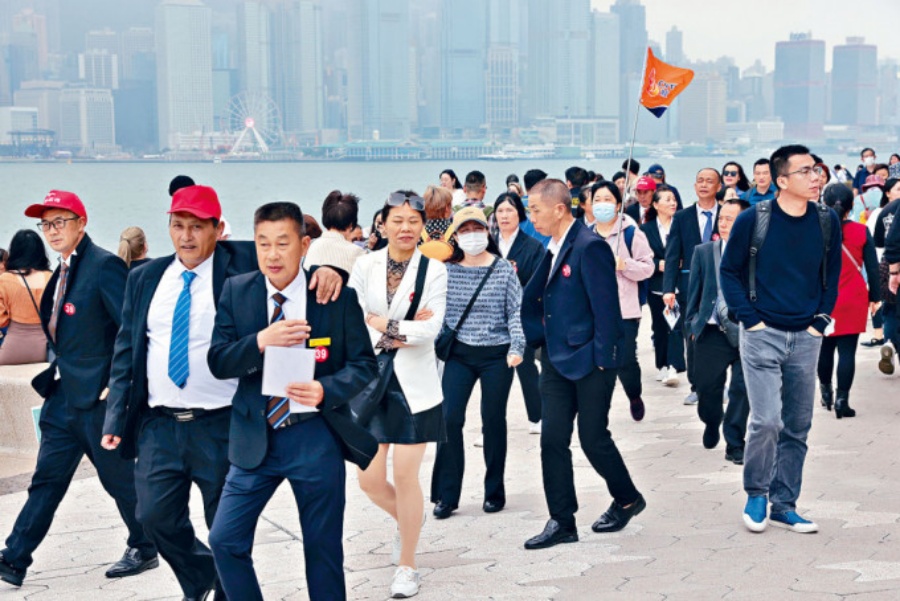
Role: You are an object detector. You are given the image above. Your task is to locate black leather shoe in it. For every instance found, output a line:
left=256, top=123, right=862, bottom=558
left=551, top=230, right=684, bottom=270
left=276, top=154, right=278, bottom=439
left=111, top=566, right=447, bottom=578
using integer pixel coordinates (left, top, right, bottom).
left=0, top=552, right=25, bottom=587
left=629, top=396, right=645, bottom=422
left=592, top=494, right=646, bottom=533
left=725, top=448, right=744, bottom=465
left=104, top=547, right=159, bottom=578
left=524, top=519, right=578, bottom=550
left=702, top=423, right=720, bottom=449
left=183, top=591, right=211, bottom=601
left=483, top=499, right=505, bottom=513
left=432, top=501, right=457, bottom=520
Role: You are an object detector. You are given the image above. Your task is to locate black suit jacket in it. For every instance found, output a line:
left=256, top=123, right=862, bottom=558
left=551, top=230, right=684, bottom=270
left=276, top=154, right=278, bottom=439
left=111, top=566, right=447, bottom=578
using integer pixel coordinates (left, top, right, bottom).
left=685, top=240, right=721, bottom=339
left=624, top=203, right=642, bottom=225
left=31, top=234, right=127, bottom=410
left=640, top=219, right=667, bottom=294
left=522, top=219, right=623, bottom=379
left=207, top=270, right=379, bottom=471
left=504, top=229, right=545, bottom=289
left=103, top=241, right=257, bottom=459
left=662, top=204, right=719, bottom=295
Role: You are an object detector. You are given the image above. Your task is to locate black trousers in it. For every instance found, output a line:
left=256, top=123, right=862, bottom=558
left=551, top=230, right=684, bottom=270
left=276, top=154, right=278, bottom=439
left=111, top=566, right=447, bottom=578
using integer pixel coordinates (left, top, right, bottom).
left=431, top=342, right=514, bottom=506
left=677, top=273, right=696, bottom=387
left=539, top=353, right=639, bottom=530
left=515, top=345, right=542, bottom=423
left=2, top=391, right=154, bottom=570
left=617, top=319, right=642, bottom=400
left=693, top=326, right=750, bottom=452
left=135, top=408, right=231, bottom=599
left=647, top=293, right=686, bottom=371
left=817, top=333, right=861, bottom=392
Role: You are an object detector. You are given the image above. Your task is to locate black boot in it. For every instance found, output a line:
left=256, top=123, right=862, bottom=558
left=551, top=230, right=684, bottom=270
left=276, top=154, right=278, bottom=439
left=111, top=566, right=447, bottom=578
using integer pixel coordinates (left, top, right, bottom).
left=834, top=390, right=856, bottom=419
left=819, top=381, right=834, bottom=411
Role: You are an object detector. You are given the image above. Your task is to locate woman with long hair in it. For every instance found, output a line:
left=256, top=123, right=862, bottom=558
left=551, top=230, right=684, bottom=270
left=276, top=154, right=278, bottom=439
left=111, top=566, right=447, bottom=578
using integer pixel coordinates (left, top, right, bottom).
left=117, top=226, right=149, bottom=269
left=721, top=161, right=750, bottom=195
left=818, top=185, right=880, bottom=418
left=439, top=168, right=467, bottom=208
left=349, top=190, right=448, bottom=598
left=0, top=230, right=52, bottom=365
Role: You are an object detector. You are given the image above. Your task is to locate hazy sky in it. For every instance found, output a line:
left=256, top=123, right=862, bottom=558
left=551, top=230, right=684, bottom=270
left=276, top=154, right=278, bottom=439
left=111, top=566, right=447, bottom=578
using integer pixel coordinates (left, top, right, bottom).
left=593, top=0, right=900, bottom=71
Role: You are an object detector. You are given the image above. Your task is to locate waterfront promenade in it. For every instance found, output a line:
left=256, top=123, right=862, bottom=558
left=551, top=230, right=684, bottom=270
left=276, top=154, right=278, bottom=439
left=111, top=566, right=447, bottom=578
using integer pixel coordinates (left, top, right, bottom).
left=0, top=320, right=898, bottom=600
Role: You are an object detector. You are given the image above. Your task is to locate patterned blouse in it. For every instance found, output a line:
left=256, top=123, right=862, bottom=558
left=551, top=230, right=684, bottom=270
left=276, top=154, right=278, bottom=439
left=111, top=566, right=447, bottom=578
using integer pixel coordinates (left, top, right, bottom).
left=375, top=255, right=411, bottom=351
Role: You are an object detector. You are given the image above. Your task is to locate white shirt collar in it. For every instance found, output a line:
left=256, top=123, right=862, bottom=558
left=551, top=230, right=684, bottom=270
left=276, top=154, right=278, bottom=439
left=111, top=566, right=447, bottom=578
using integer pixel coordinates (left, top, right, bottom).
left=548, top=219, right=576, bottom=256
left=265, top=268, right=308, bottom=303
left=174, top=251, right=215, bottom=280
left=59, top=248, right=78, bottom=267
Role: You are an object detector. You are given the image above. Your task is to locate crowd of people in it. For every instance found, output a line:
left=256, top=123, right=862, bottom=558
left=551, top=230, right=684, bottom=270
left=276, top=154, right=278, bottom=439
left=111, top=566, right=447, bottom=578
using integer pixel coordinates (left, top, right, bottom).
left=0, top=143, right=896, bottom=600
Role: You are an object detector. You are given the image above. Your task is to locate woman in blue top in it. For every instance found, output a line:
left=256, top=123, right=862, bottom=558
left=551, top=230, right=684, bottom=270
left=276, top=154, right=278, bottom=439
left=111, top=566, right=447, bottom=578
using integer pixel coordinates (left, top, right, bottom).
left=430, top=206, right=525, bottom=520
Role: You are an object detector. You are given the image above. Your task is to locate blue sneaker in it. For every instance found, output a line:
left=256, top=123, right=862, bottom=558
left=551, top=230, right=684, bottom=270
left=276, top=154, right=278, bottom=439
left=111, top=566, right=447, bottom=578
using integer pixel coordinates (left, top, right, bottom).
left=769, top=510, right=818, bottom=533
left=742, top=495, right=768, bottom=532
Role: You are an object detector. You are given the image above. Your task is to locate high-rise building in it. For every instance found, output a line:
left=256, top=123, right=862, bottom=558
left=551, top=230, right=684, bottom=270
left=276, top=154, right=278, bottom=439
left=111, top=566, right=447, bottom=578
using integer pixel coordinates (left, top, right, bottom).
left=120, top=27, right=154, bottom=81
left=12, top=9, right=49, bottom=71
left=590, top=10, right=619, bottom=121
left=666, top=26, right=683, bottom=65
left=774, top=32, right=826, bottom=139
left=85, top=28, right=118, bottom=54
left=0, top=106, right=38, bottom=144
left=611, top=0, right=647, bottom=139
left=236, top=1, right=271, bottom=98
left=14, top=80, right=64, bottom=133
left=58, top=87, right=116, bottom=153
left=411, top=1, right=441, bottom=132
left=678, top=72, right=727, bottom=142
left=831, top=37, right=877, bottom=126
left=442, top=0, right=487, bottom=131
left=270, top=0, right=324, bottom=137
left=78, top=50, right=119, bottom=89
left=880, top=60, right=899, bottom=127
left=155, top=0, right=214, bottom=150
left=485, top=0, right=521, bottom=130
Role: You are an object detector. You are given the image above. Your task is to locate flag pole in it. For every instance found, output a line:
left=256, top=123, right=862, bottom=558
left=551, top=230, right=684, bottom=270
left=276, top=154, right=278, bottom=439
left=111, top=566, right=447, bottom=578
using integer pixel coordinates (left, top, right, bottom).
left=615, top=47, right=650, bottom=256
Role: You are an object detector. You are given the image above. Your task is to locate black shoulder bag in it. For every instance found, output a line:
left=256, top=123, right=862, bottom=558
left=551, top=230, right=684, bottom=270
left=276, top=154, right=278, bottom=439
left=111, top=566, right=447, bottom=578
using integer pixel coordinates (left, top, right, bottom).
left=349, top=254, right=429, bottom=427
left=435, top=258, right=498, bottom=362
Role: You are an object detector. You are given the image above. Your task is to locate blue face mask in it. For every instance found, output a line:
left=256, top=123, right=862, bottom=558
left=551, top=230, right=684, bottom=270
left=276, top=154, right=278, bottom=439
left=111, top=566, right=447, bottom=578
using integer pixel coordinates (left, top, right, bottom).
left=592, top=202, right=617, bottom=223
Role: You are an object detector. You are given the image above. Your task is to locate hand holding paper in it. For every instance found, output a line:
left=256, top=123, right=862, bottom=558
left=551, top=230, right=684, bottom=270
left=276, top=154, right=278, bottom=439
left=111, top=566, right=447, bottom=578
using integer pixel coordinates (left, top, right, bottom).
left=262, top=346, right=319, bottom=413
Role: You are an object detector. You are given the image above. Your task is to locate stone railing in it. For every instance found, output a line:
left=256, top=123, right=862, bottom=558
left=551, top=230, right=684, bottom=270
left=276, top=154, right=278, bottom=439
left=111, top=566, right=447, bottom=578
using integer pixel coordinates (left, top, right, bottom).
left=0, top=363, right=48, bottom=453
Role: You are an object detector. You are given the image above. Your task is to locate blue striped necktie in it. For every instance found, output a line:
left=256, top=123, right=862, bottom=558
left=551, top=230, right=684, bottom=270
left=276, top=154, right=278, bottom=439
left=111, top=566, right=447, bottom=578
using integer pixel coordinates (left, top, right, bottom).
left=168, top=271, right=197, bottom=389
left=702, top=210, right=713, bottom=243
left=266, top=293, right=291, bottom=428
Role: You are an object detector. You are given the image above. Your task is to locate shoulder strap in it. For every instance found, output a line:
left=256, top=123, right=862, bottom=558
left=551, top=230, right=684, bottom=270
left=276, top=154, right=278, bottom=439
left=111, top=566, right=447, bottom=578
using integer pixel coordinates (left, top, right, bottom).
left=18, top=272, right=42, bottom=316
left=403, top=254, right=429, bottom=321
left=453, top=257, right=499, bottom=331
left=817, top=202, right=832, bottom=289
left=842, top=243, right=862, bottom=273
left=748, top=200, right=772, bottom=302
left=623, top=225, right=635, bottom=256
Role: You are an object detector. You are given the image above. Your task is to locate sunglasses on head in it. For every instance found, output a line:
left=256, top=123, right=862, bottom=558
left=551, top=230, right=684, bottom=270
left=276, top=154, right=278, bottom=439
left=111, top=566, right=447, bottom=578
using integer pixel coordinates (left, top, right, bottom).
left=723, top=170, right=739, bottom=177
left=386, top=192, right=425, bottom=211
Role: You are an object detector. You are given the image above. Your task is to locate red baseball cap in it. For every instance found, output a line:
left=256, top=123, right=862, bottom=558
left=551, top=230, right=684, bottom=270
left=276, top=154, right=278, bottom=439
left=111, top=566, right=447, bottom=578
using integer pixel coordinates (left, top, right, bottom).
left=635, top=176, right=658, bottom=191
left=168, top=185, right=222, bottom=221
left=24, top=190, right=88, bottom=223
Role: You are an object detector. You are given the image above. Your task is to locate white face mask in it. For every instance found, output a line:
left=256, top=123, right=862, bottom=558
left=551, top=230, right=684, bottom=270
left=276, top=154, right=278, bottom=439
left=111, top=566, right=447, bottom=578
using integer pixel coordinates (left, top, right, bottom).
left=864, top=156, right=876, bottom=167
left=457, top=231, right=489, bottom=255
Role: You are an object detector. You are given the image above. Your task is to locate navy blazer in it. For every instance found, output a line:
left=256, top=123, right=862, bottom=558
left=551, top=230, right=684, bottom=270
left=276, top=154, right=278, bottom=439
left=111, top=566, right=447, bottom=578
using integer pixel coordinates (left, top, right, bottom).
left=103, top=241, right=257, bottom=459
left=640, top=219, right=667, bottom=294
left=207, top=270, right=379, bottom=471
left=662, top=204, right=720, bottom=295
left=31, top=234, right=127, bottom=410
left=522, top=219, right=622, bottom=380
left=503, top=228, right=545, bottom=289
left=624, top=203, right=642, bottom=225
left=685, top=240, right=722, bottom=339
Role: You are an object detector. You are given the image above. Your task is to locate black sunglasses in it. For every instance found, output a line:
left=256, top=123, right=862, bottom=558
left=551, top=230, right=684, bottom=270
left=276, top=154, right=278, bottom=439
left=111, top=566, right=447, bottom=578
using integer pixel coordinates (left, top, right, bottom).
left=723, top=170, right=739, bottom=177
left=386, top=192, right=425, bottom=211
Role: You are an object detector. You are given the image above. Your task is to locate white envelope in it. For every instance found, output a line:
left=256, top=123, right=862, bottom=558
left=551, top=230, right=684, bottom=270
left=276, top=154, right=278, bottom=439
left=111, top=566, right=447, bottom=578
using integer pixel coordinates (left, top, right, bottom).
left=262, top=346, right=318, bottom=413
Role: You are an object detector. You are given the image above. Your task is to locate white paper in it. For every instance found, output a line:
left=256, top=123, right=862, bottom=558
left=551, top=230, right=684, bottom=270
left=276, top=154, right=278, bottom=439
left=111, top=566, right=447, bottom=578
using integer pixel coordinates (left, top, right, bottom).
left=262, top=347, right=318, bottom=413
left=663, top=301, right=681, bottom=331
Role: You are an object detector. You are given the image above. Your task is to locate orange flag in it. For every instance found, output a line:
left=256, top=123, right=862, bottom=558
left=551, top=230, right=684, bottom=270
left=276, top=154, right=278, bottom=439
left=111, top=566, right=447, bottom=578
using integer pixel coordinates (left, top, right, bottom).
left=640, top=47, right=694, bottom=118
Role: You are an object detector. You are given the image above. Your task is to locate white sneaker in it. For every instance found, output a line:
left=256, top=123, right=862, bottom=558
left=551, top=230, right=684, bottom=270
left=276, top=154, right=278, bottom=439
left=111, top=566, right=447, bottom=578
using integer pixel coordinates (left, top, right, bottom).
left=656, top=367, right=667, bottom=382
left=474, top=435, right=484, bottom=447
left=664, top=367, right=680, bottom=387
left=529, top=421, right=541, bottom=435
left=390, top=566, right=420, bottom=598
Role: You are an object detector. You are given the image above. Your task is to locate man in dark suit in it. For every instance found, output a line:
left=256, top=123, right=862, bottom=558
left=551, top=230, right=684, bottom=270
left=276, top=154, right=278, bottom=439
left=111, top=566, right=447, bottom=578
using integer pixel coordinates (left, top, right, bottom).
left=206, top=202, right=378, bottom=601
left=520, top=179, right=645, bottom=551
left=662, top=168, right=721, bottom=404
left=100, top=186, right=257, bottom=600
left=0, top=192, right=157, bottom=588
left=624, top=175, right=657, bottom=225
left=685, top=198, right=751, bottom=465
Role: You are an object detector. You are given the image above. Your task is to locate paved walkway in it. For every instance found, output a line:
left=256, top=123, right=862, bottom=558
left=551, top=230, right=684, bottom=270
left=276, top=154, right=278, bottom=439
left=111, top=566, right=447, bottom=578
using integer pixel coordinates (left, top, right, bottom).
left=1, top=321, right=898, bottom=600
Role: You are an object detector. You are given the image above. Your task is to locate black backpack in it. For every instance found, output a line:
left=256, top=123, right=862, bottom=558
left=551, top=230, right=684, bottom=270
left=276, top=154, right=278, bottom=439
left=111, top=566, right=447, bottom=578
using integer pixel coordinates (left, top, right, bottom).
left=748, top=199, right=833, bottom=302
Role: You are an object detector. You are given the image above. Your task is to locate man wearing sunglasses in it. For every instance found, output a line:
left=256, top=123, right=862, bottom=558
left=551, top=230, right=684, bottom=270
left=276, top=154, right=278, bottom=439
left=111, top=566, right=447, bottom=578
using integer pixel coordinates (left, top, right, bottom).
left=0, top=192, right=157, bottom=588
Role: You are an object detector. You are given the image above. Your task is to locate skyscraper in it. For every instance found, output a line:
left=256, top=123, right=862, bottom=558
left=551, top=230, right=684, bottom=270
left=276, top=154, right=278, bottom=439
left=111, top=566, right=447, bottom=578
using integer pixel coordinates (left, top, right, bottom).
left=79, top=50, right=119, bottom=89
left=156, top=0, right=214, bottom=150
left=666, top=26, right=684, bottom=65
left=485, top=0, right=521, bottom=129
left=58, top=87, right=116, bottom=153
left=270, top=0, right=324, bottom=137
left=120, top=27, right=154, bottom=81
left=590, top=10, right=619, bottom=121
left=236, top=1, right=271, bottom=98
left=442, top=0, right=487, bottom=131
left=678, top=72, right=727, bottom=143
left=774, top=32, right=826, bottom=139
left=611, top=0, right=648, bottom=139
left=831, top=37, right=877, bottom=126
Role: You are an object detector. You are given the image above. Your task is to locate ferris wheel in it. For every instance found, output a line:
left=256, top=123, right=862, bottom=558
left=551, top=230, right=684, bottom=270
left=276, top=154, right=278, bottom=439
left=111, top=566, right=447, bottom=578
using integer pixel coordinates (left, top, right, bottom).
left=226, top=91, right=282, bottom=154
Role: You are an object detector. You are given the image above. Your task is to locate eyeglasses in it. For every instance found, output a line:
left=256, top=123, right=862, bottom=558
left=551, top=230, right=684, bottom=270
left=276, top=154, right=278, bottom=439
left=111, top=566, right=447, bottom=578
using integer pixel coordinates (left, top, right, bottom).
left=785, top=165, right=826, bottom=179
left=723, top=170, right=739, bottom=177
left=386, top=192, right=425, bottom=211
left=37, top=217, right=79, bottom=232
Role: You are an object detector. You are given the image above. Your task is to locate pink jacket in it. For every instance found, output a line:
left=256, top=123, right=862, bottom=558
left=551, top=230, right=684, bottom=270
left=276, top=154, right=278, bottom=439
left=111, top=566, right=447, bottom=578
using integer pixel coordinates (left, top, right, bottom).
left=593, top=215, right=655, bottom=319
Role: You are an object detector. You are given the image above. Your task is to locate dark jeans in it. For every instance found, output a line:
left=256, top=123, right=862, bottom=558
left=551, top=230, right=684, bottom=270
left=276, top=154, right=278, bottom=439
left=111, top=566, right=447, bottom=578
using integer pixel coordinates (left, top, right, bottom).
left=647, top=293, right=686, bottom=371
left=431, top=342, right=514, bottom=506
left=872, top=306, right=883, bottom=329
left=539, top=353, right=639, bottom=530
left=617, top=318, right=642, bottom=400
left=883, top=302, right=900, bottom=349
left=209, top=417, right=346, bottom=601
left=135, top=408, right=231, bottom=598
left=817, top=334, right=861, bottom=392
left=515, top=345, right=543, bottom=423
left=694, top=325, right=750, bottom=452
left=2, top=391, right=154, bottom=570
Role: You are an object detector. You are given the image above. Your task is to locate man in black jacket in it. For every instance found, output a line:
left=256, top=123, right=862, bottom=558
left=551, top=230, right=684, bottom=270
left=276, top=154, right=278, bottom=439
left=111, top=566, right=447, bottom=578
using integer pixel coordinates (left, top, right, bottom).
left=0, top=192, right=157, bottom=588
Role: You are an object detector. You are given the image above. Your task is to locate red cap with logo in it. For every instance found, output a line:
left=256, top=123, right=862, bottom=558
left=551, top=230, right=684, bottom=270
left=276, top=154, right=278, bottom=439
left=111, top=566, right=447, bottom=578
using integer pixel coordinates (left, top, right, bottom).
left=635, top=176, right=658, bottom=191
left=168, top=185, right=222, bottom=221
left=24, top=190, right=88, bottom=223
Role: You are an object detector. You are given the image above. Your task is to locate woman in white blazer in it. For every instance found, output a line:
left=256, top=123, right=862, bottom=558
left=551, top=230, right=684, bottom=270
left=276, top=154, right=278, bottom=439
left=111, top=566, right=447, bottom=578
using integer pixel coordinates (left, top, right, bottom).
left=348, top=190, right=447, bottom=598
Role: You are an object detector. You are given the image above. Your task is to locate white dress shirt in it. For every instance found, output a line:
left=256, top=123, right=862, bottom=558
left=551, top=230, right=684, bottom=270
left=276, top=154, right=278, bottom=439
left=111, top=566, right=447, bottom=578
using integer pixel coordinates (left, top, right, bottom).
left=548, top=219, right=576, bottom=272
left=147, top=254, right=237, bottom=410
left=53, top=250, right=77, bottom=305
left=695, top=203, right=718, bottom=242
left=657, top=219, right=671, bottom=248
left=264, top=270, right=309, bottom=414
left=498, top=228, right=518, bottom=259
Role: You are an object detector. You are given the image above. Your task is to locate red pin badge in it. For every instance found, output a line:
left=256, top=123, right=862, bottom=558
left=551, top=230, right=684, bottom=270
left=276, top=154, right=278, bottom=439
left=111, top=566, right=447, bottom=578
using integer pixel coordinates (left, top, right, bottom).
left=712, top=233, right=720, bottom=242
left=409, top=292, right=415, bottom=302
left=315, top=347, right=329, bottom=363
left=63, top=303, right=76, bottom=316
left=562, top=265, right=572, bottom=278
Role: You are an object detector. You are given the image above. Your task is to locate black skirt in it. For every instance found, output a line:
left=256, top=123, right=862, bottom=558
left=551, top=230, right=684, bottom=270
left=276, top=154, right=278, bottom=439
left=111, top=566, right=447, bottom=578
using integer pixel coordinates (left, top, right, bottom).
left=367, top=373, right=445, bottom=444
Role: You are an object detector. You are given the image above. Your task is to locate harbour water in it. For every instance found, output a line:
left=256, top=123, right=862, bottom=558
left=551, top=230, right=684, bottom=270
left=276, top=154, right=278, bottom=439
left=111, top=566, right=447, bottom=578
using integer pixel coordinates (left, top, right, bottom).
left=0, top=153, right=849, bottom=257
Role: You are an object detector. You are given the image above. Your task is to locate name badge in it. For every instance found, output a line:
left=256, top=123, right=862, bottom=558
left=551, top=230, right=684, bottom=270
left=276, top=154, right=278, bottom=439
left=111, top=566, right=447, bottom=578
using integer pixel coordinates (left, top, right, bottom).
left=308, top=337, right=331, bottom=348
